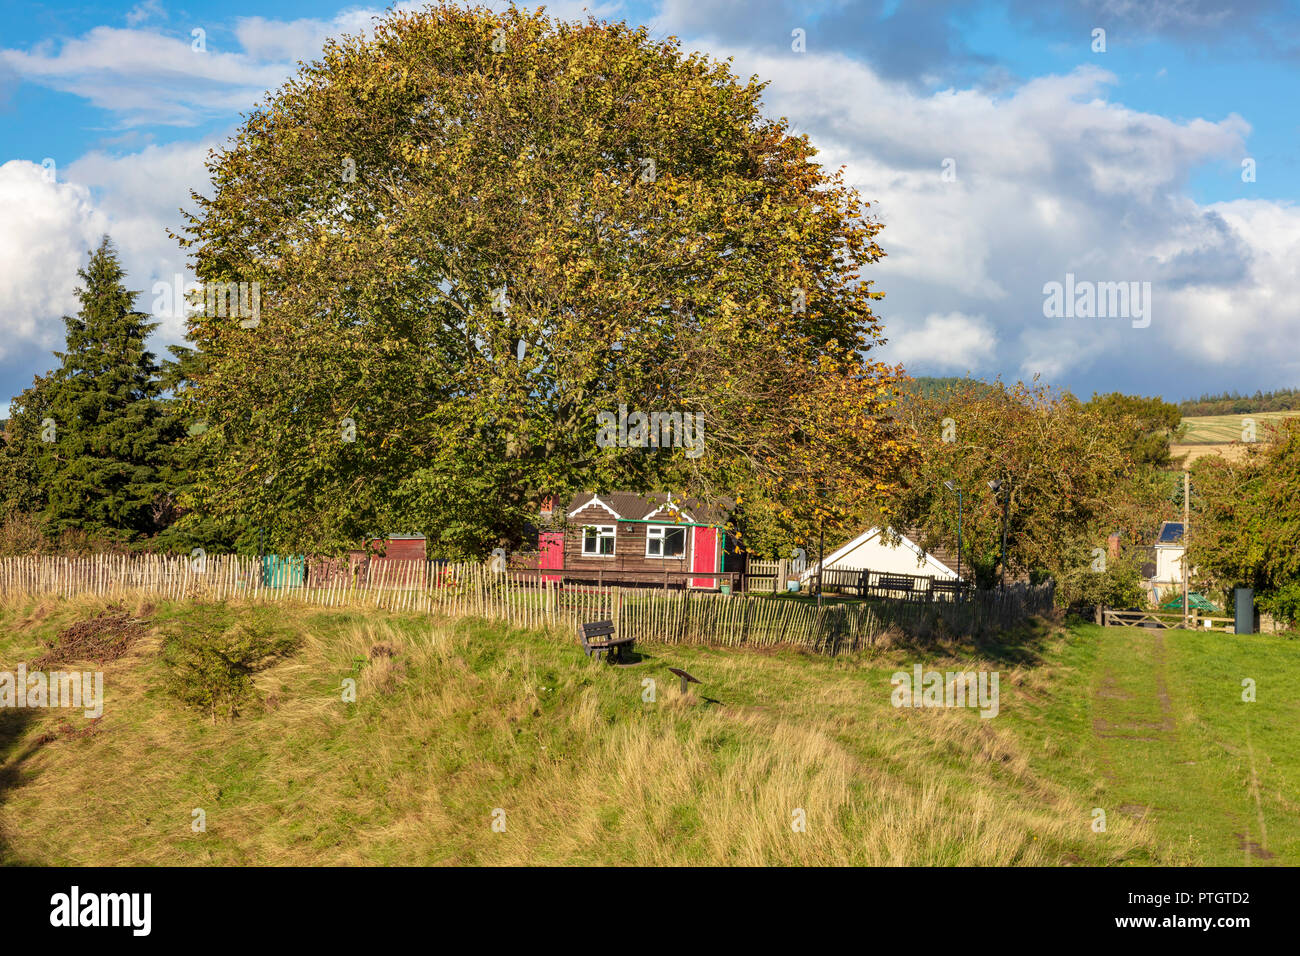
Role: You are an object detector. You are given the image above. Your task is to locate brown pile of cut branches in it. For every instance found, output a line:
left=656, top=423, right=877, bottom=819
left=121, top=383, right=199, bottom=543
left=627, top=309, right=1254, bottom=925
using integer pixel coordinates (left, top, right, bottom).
left=31, top=604, right=149, bottom=667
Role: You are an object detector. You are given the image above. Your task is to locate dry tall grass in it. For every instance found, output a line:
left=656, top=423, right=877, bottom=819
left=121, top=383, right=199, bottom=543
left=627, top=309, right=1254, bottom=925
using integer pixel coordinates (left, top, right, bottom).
left=0, top=595, right=1154, bottom=865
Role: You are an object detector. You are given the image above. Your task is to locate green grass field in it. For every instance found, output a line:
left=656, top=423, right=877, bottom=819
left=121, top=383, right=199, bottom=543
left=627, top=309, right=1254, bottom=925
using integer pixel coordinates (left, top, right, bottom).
left=0, top=596, right=1294, bottom=865
left=1179, top=410, right=1300, bottom=444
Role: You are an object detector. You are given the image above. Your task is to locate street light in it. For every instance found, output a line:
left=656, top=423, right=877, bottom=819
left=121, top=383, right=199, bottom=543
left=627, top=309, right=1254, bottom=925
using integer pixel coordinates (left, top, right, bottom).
left=988, top=478, right=1010, bottom=590
left=944, top=480, right=963, bottom=599
left=815, top=487, right=829, bottom=603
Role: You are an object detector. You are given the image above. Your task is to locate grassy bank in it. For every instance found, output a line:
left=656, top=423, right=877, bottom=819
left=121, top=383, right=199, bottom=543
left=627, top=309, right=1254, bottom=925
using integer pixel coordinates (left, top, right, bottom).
left=0, top=596, right=1290, bottom=865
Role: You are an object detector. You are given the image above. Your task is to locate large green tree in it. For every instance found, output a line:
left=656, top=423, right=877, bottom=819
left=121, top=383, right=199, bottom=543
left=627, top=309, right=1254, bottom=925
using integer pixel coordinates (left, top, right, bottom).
left=177, top=4, right=907, bottom=557
left=889, top=378, right=1158, bottom=601
left=152, top=343, right=241, bottom=552
left=1083, top=391, right=1184, bottom=468
left=1188, top=419, right=1300, bottom=621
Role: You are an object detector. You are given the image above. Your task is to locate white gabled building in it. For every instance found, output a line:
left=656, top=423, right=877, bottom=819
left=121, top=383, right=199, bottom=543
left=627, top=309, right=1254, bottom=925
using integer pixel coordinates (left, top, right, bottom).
left=1145, top=521, right=1190, bottom=603
left=801, top=527, right=960, bottom=582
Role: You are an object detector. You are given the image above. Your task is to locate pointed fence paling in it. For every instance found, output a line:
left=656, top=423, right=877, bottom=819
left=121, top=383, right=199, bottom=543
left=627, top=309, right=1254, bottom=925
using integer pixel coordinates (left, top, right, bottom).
left=0, top=555, right=1053, bottom=655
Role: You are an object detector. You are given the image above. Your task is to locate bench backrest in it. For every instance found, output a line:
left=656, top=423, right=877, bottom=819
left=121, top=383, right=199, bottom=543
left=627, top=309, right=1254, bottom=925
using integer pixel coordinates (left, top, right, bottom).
left=877, top=574, right=915, bottom=591
left=930, top=579, right=963, bottom=594
left=580, top=620, right=616, bottom=640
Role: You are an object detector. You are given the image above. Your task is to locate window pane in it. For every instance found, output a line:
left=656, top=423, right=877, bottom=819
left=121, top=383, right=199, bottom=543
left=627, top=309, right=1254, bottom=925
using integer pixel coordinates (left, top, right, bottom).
left=584, top=526, right=611, bottom=555
left=664, top=527, right=686, bottom=557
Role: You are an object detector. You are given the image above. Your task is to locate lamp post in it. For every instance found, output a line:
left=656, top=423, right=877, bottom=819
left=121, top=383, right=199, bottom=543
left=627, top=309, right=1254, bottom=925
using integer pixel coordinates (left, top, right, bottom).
left=817, top=518, right=825, bottom=603
left=988, top=478, right=1010, bottom=590
left=810, top=482, right=830, bottom=603
left=944, top=480, right=963, bottom=600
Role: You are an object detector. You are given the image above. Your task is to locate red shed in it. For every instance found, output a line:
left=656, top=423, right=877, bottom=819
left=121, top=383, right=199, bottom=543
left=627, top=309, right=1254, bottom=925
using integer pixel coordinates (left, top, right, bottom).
left=349, top=534, right=427, bottom=587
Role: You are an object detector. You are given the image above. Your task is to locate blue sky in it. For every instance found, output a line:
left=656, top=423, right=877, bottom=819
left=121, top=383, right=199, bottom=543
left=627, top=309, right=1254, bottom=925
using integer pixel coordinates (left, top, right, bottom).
left=3, top=0, right=1300, bottom=408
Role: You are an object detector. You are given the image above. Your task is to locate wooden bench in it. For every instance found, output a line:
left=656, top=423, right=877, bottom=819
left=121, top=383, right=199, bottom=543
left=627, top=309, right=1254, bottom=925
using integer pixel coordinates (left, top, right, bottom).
left=929, top=578, right=965, bottom=601
left=872, top=573, right=918, bottom=599
left=578, top=619, right=635, bottom=664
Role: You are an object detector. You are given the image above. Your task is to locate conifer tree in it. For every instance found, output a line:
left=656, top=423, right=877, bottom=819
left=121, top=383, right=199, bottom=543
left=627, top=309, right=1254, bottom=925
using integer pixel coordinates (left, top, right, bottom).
left=40, top=237, right=177, bottom=538
left=0, top=371, right=57, bottom=520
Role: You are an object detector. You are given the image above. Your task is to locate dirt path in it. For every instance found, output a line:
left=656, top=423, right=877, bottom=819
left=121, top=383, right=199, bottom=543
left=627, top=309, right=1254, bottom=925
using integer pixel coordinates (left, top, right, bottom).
left=1090, top=627, right=1275, bottom=863
left=1091, top=631, right=1177, bottom=824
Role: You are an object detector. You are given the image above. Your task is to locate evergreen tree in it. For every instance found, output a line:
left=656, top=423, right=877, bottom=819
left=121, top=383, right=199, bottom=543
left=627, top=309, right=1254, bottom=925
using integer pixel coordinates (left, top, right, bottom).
left=0, top=371, right=58, bottom=519
left=40, top=237, right=178, bottom=538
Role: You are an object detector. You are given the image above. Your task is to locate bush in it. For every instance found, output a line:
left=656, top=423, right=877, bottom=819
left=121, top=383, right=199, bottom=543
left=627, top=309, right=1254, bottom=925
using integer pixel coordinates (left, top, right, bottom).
left=0, top=512, right=51, bottom=555
left=1052, top=541, right=1148, bottom=612
left=161, top=621, right=298, bottom=722
left=1259, top=583, right=1300, bottom=631
left=0, top=511, right=139, bottom=556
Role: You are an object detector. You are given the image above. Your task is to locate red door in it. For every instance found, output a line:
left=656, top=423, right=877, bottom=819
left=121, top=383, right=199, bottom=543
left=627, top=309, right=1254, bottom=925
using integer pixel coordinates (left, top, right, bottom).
left=690, top=526, right=718, bottom=588
left=539, top=531, right=564, bottom=583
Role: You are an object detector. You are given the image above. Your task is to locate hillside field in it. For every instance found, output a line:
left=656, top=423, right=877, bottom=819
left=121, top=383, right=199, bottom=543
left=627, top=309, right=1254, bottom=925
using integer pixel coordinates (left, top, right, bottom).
left=1170, top=409, right=1300, bottom=464
left=0, top=597, right=1295, bottom=866
left=1179, top=410, right=1300, bottom=444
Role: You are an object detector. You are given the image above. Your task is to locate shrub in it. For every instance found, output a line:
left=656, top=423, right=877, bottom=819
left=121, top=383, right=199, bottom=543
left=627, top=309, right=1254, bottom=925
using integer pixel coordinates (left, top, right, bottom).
left=0, top=512, right=51, bottom=555
left=1052, top=541, right=1148, bottom=612
left=1259, top=582, right=1300, bottom=631
left=161, top=621, right=298, bottom=722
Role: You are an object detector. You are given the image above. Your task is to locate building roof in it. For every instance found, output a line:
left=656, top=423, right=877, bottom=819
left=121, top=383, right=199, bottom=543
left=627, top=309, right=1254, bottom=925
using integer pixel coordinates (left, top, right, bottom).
left=566, top=491, right=731, bottom=526
left=898, top=527, right=966, bottom=579
left=1157, top=521, right=1185, bottom=545
left=1160, top=591, right=1218, bottom=612
left=805, top=526, right=962, bottom=580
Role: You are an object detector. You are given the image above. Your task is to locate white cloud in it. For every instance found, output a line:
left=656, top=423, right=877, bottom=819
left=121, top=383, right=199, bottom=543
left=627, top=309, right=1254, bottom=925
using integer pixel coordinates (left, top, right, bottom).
left=0, top=161, right=109, bottom=357
left=887, top=312, right=997, bottom=371
left=0, top=142, right=219, bottom=363
left=0, top=27, right=288, bottom=126
left=126, top=0, right=167, bottom=28
left=700, top=47, right=1293, bottom=393
left=1167, top=198, right=1300, bottom=369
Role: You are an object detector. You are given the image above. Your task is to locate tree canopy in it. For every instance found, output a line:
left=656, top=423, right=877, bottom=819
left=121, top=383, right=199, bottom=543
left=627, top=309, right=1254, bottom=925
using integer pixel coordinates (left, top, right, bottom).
left=1188, top=419, right=1300, bottom=611
left=0, top=238, right=177, bottom=542
left=887, top=378, right=1165, bottom=603
left=176, top=4, right=908, bottom=557
left=1083, top=391, right=1184, bottom=469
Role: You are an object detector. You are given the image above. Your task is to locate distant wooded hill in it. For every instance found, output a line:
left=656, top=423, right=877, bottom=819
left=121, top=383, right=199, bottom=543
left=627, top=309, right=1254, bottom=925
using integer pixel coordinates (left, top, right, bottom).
left=900, top=380, right=1297, bottom=418
left=1179, top=388, right=1300, bottom=417
left=895, top=376, right=1001, bottom=403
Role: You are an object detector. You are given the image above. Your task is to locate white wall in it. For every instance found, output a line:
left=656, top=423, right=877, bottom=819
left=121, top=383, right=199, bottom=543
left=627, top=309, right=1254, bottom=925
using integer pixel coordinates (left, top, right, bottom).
left=1152, top=545, right=1185, bottom=584
left=822, top=530, right=958, bottom=579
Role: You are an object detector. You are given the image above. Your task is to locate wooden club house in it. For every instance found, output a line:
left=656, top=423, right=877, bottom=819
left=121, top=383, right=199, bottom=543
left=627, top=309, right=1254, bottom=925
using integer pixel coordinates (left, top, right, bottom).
left=536, top=492, right=735, bottom=589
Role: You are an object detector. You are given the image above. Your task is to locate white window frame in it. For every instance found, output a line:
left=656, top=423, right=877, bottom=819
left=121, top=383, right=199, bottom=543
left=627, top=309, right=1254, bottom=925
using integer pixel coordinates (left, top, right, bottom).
left=582, top=525, right=616, bottom=557
left=645, top=524, right=687, bottom=559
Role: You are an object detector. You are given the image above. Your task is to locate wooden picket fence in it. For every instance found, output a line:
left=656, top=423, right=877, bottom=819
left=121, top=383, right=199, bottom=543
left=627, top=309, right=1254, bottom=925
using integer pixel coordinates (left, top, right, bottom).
left=0, top=554, right=1055, bottom=655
